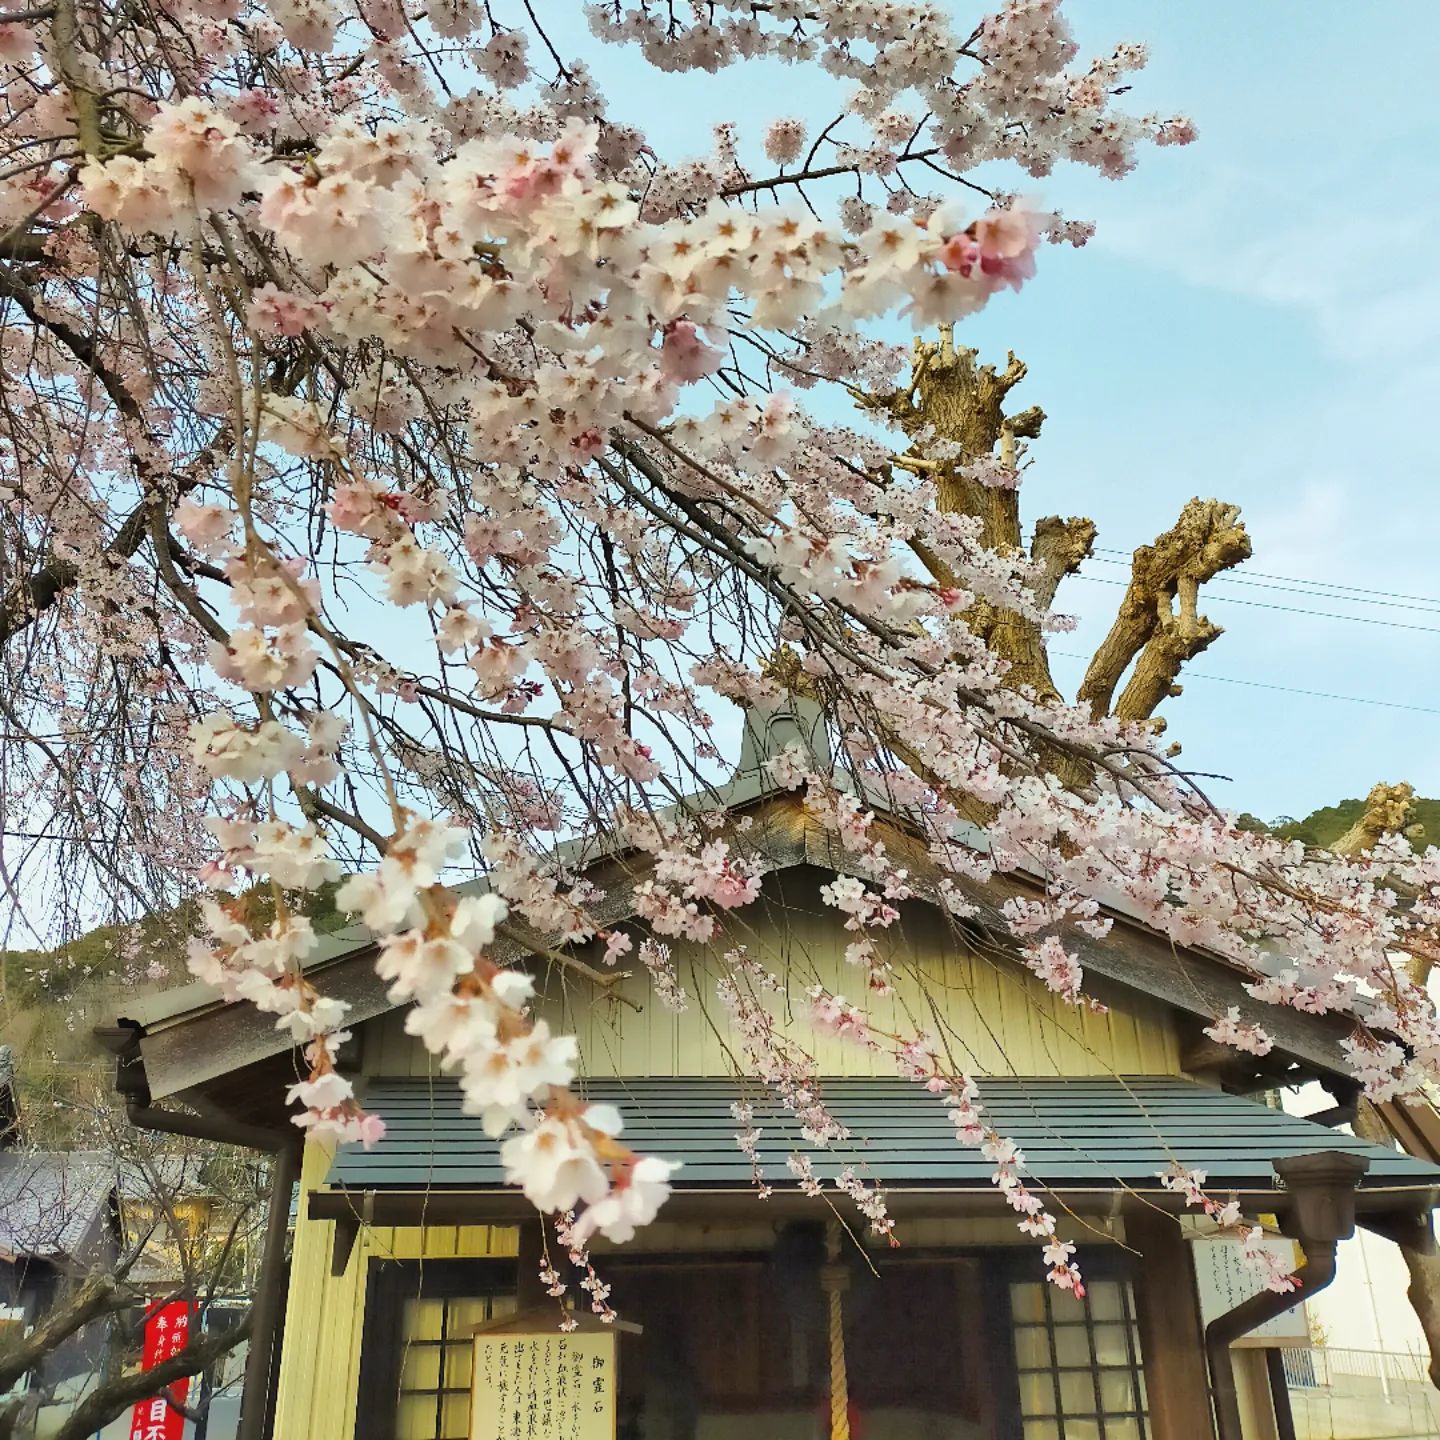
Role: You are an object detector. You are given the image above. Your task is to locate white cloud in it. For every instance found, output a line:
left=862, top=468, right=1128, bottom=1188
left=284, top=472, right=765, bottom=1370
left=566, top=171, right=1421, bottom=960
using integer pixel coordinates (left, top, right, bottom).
left=1094, top=165, right=1440, bottom=364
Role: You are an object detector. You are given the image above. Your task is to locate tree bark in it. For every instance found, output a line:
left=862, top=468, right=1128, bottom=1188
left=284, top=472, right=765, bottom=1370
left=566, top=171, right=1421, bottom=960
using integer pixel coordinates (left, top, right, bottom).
left=0, top=1396, right=27, bottom=1440
left=1077, top=498, right=1251, bottom=725
left=51, top=1309, right=253, bottom=1440
left=1030, top=515, right=1098, bottom=610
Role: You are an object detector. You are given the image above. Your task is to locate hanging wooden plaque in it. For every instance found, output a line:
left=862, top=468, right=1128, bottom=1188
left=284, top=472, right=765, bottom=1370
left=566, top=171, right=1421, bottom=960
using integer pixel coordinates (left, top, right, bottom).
left=469, top=1309, right=635, bottom=1440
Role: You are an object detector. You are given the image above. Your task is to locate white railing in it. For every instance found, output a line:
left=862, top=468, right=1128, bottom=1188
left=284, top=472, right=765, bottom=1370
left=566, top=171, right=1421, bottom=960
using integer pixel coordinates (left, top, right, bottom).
left=1282, top=1346, right=1432, bottom=1391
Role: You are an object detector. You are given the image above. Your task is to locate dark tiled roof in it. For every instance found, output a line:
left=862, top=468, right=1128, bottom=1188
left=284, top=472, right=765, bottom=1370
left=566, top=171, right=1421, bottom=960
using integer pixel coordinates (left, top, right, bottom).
left=0, top=1152, right=113, bottom=1260
left=328, top=1076, right=1440, bottom=1196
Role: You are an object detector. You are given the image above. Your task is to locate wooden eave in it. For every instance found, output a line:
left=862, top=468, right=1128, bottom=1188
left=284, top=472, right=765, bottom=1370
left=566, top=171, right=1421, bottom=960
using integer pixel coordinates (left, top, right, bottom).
left=103, top=786, right=1365, bottom=1121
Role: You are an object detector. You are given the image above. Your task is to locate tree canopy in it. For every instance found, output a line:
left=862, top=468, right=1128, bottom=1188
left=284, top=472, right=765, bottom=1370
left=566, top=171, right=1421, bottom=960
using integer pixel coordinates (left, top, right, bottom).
left=3, top=0, right=1439, bottom=1296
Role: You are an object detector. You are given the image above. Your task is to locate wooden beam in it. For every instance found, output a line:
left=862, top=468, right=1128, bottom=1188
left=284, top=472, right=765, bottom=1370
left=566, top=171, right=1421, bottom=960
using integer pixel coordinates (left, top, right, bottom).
left=330, top=1214, right=359, bottom=1278
left=1375, top=1097, right=1440, bottom=1163
left=515, top=1220, right=547, bottom=1308
left=1126, top=1205, right=1216, bottom=1440
left=1178, top=1029, right=1318, bottom=1094
left=1361, top=1207, right=1437, bottom=1255
left=328, top=1190, right=372, bottom=1276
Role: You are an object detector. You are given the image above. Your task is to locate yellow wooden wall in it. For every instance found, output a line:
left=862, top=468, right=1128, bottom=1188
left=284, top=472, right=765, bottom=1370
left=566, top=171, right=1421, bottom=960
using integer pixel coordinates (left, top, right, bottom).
left=360, top=887, right=1181, bottom=1080
left=283, top=884, right=1181, bottom=1435
left=273, top=1141, right=518, bottom=1440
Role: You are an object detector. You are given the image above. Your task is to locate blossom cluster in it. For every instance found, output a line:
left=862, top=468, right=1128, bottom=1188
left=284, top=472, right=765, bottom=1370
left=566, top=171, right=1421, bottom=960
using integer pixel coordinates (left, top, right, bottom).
left=1159, top=1164, right=1297, bottom=1295
left=358, top=821, right=678, bottom=1241
left=17, top=0, right=1440, bottom=1293
left=911, top=1059, right=1084, bottom=1294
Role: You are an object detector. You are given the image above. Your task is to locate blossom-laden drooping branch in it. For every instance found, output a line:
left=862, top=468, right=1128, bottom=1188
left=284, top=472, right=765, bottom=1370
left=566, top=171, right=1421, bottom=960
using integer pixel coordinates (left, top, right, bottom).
left=1159, top=1163, right=1298, bottom=1296
left=4, top=0, right=1439, bottom=1283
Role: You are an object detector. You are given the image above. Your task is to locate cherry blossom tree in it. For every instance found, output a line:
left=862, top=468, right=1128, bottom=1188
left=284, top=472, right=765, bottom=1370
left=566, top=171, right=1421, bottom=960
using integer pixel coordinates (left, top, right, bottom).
left=4, top=0, right=1440, bottom=1302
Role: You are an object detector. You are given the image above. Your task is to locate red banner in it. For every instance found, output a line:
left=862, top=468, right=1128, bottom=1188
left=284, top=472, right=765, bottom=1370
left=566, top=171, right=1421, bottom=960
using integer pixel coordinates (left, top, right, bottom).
left=127, top=1301, right=194, bottom=1440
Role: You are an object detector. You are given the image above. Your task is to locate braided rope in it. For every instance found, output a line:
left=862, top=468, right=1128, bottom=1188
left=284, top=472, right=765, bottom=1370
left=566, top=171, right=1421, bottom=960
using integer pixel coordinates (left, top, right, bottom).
left=824, top=1222, right=851, bottom=1440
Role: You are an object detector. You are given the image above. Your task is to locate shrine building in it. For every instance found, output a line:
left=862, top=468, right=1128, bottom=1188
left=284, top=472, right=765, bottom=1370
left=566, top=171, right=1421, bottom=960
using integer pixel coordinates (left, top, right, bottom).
left=98, top=697, right=1440, bottom=1440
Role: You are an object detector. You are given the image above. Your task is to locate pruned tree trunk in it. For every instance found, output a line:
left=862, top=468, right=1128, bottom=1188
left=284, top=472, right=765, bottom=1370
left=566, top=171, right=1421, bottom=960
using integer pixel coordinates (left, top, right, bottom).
left=854, top=338, right=1250, bottom=734
left=1031, top=515, right=1099, bottom=610
left=859, top=336, right=1062, bottom=701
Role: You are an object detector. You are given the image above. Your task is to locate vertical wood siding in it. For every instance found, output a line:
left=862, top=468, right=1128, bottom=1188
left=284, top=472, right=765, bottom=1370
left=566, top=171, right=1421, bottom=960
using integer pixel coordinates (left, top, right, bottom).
left=273, top=1141, right=518, bottom=1440
left=358, top=886, right=1180, bottom=1081
left=282, top=879, right=1183, bottom=1437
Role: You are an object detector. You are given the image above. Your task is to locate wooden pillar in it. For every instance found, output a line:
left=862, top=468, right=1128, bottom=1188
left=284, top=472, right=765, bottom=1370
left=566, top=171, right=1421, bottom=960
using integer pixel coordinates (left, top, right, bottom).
left=516, top=1219, right=547, bottom=1308
left=1234, top=1350, right=1280, bottom=1440
left=1126, top=1207, right=1216, bottom=1440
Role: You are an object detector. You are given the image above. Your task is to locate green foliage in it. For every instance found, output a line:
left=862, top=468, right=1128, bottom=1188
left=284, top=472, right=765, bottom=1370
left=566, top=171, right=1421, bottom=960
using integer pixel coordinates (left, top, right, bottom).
left=1245, top=797, right=1439, bottom=851
left=3, top=921, right=144, bottom=1009
left=1272, top=799, right=1367, bottom=848
left=1, top=879, right=350, bottom=1010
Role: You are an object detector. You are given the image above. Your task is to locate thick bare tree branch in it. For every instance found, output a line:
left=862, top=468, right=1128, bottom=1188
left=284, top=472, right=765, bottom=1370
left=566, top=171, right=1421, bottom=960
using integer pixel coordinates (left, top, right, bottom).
left=1333, top=782, right=1425, bottom=857
left=51, top=1309, right=253, bottom=1440
left=1077, top=497, right=1252, bottom=725
left=1029, top=515, right=1097, bottom=611
left=0, top=1271, right=125, bottom=1395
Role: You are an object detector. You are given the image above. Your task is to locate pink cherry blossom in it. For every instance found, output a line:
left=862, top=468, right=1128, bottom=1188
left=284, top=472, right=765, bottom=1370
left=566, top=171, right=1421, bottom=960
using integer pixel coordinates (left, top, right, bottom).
left=30, top=0, right=1438, bottom=1300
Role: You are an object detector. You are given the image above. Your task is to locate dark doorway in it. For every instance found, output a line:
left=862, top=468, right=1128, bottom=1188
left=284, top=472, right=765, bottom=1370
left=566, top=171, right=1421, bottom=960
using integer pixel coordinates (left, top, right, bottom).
left=610, top=1253, right=1000, bottom=1440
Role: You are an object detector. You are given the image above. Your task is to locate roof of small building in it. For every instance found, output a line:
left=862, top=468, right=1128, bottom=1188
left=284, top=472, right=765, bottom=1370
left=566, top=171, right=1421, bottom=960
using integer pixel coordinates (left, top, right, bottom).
left=329, top=1074, right=1440, bottom=1200
left=115, top=1152, right=217, bottom=1199
left=101, top=696, right=1369, bottom=1108
left=0, top=1151, right=113, bottom=1262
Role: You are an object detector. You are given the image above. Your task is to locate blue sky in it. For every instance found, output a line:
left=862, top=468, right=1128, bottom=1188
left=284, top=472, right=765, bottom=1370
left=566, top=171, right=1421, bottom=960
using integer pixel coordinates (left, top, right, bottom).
left=1010, top=2, right=1440, bottom=824
left=569, top=1, right=1440, bottom=823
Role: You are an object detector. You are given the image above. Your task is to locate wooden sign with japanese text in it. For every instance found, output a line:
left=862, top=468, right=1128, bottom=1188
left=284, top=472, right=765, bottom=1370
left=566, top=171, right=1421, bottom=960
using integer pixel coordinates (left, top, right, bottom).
left=470, top=1326, right=617, bottom=1440
left=1192, top=1233, right=1308, bottom=1347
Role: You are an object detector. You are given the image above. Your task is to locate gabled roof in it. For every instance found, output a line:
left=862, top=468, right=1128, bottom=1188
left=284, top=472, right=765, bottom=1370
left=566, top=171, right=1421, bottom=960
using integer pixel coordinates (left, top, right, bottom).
left=0, top=1151, right=113, bottom=1263
left=103, top=697, right=1364, bottom=1113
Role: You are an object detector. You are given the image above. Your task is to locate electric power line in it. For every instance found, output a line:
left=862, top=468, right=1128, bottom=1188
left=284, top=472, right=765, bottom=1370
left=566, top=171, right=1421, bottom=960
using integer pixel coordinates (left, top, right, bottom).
left=1069, top=572, right=1440, bottom=637
left=1085, top=554, right=1440, bottom=617
left=1048, top=651, right=1440, bottom=717
left=1090, top=546, right=1440, bottom=611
